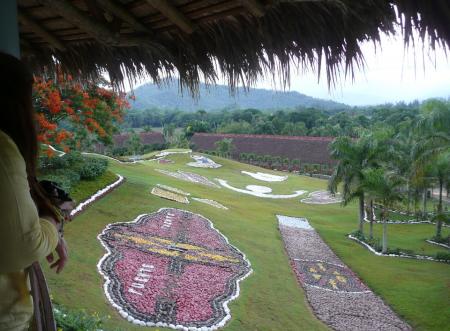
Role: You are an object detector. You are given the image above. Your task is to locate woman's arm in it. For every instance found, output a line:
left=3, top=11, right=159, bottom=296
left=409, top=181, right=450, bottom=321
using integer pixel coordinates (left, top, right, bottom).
left=0, top=138, right=59, bottom=273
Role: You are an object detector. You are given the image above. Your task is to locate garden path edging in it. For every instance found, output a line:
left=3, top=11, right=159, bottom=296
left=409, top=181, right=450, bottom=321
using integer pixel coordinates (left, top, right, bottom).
left=425, top=240, right=450, bottom=249
left=348, top=235, right=449, bottom=263
left=70, top=174, right=125, bottom=218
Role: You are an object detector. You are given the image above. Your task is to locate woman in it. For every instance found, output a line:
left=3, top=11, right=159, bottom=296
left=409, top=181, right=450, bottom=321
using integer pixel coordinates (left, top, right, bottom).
left=0, top=52, right=68, bottom=330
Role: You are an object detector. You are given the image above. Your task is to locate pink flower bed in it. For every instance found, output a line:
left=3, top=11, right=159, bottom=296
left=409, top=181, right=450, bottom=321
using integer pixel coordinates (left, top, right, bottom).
left=98, top=208, right=252, bottom=330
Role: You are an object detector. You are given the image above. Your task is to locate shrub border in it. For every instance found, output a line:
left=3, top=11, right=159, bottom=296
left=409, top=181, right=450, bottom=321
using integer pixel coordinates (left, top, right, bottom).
left=348, top=235, right=449, bottom=263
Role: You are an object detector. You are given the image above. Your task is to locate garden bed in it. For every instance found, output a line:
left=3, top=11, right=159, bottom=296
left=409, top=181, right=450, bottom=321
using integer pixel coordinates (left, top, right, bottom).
left=278, top=215, right=411, bottom=331
left=156, top=169, right=220, bottom=188
left=187, top=155, right=221, bottom=168
left=151, top=187, right=189, bottom=204
left=300, top=190, right=342, bottom=204
left=97, top=208, right=252, bottom=330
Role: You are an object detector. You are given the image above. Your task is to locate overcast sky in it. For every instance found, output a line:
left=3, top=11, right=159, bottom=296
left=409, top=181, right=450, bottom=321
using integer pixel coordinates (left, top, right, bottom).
left=129, top=33, right=450, bottom=107
left=254, top=34, right=450, bottom=106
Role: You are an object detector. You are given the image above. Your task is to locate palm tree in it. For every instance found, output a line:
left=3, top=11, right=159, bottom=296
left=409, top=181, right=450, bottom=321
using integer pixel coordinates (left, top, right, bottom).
left=214, top=138, right=234, bottom=158
left=363, top=167, right=404, bottom=253
left=329, top=136, right=373, bottom=232
left=416, top=99, right=450, bottom=160
left=364, top=198, right=375, bottom=240
left=240, top=153, right=248, bottom=162
left=329, top=130, right=394, bottom=232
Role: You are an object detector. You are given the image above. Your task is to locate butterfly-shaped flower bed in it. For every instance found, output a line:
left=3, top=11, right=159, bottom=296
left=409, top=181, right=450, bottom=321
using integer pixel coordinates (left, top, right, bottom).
left=98, top=208, right=252, bottom=330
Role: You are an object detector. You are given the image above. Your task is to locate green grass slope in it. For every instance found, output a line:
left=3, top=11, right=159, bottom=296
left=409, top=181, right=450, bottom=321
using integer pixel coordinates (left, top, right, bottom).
left=45, top=153, right=449, bottom=331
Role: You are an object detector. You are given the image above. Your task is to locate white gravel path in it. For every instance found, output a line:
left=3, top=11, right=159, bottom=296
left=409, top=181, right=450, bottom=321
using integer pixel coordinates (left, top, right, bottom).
left=278, top=216, right=411, bottom=331
left=216, top=179, right=306, bottom=199
left=241, top=171, right=287, bottom=182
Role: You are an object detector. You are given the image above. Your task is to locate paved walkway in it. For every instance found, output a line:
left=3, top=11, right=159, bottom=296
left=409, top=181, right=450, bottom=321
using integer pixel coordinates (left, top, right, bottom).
left=277, top=215, right=411, bottom=331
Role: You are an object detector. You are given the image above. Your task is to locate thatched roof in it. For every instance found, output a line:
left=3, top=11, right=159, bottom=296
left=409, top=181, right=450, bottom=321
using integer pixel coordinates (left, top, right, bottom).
left=17, top=0, right=450, bottom=93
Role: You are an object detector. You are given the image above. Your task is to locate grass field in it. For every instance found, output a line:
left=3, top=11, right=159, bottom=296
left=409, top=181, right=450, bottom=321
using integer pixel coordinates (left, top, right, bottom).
left=44, top=152, right=450, bottom=331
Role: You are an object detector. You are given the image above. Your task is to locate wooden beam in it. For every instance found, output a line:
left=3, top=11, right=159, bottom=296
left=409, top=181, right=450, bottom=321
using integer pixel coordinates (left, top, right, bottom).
left=147, top=0, right=196, bottom=34
left=36, top=0, right=121, bottom=46
left=240, top=0, right=265, bottom=17
left=96, top=0, right=152, bottom=34
left=18, top=10, right=66, bottom=51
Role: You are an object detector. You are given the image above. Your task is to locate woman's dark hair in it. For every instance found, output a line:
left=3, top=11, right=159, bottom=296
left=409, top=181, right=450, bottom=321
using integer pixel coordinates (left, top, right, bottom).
left=0, top=52, right=59, bottom=220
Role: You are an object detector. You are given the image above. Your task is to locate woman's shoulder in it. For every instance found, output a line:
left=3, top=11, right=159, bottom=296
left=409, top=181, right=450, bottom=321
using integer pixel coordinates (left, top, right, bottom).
left=0, top=130, right=25, bottom=171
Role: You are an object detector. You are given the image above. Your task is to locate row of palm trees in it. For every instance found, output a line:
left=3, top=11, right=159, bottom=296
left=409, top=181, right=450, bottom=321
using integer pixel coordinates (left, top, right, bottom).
left=329, top=99, right=450, bottom=253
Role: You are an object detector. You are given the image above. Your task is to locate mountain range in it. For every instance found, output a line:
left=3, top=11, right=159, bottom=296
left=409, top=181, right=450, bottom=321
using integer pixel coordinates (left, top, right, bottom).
left=129, top=82, right=349, bottom=112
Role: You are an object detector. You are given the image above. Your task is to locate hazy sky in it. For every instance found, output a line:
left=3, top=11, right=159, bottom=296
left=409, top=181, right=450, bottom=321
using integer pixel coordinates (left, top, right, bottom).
left=253, top=34, right=450, bottom=106
left=129, top=33, right=450, bottom=106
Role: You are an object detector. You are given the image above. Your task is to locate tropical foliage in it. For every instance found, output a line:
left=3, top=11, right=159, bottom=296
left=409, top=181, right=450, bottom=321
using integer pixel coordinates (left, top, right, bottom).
left=33, top=73, right=129, bottom=154
left=329, top=99, right=450, bottom=249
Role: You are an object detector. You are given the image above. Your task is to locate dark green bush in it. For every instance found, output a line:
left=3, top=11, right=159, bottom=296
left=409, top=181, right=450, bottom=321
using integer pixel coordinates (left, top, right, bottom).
left=40, top=169, right=81, bottom=192
left=351, top=230, right=365, bottom=241
left=79, top=158, right=108, bottom=180
left=54, top=303, right=105, bottom=331
left=38, top=152, right=108, bottom=190
left=435, top=251, right=450, bottom=262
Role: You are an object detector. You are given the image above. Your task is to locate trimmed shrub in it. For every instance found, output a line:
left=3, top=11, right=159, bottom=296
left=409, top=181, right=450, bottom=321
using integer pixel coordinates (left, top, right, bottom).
left=40, top=169, right=81, bottom=192
left=435, top=251, right=450, bottom=261
left=54, top=303, right=105, bottom=331
left=79, top=158, right=108, bottom=180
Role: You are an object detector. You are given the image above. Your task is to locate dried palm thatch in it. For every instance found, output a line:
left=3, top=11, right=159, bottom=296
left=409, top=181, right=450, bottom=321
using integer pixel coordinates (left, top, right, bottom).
left=17, top=0, right=450, bottom=94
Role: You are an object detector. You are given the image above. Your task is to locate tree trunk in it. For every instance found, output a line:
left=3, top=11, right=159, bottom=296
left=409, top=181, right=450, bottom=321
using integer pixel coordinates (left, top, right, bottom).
left=358, top=195, right=365, bottom=233
left=406, top=181, right=411, bottom=214
left=382, top=209, right=388, bottom=254
left=369, top=200, right=374, bottom=240
left=436, top=180, right=443, bottom=239
left=422, top=189, right=427, bottom=220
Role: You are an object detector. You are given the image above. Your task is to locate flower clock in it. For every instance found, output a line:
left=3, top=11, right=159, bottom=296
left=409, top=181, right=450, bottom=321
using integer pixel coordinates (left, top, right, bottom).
left=98, top=208, right=252, bottom=330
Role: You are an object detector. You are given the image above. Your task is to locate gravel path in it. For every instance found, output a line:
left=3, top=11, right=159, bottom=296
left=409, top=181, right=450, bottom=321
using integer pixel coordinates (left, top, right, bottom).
left=278, top=216, right=411, bottom=331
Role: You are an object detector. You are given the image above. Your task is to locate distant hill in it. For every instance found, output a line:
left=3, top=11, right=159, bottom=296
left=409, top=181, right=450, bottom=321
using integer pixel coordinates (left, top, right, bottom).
left=129, top=82, right=349, bottom=112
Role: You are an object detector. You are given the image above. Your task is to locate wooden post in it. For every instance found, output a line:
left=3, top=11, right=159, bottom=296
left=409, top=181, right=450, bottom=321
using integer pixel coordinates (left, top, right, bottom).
left=0, top=0, right=20, bottom=57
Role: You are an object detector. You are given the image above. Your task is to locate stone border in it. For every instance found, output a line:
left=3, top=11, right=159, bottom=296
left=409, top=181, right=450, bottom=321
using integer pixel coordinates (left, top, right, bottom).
left=97, top=208, right=253, bottom=331
left=364, top=206, right=450, bottom=227
left=70, top=174, right=125, bottom=217
left=425, top=240, right=450, bottom=249
left=348, top=235, right=449, bottom=263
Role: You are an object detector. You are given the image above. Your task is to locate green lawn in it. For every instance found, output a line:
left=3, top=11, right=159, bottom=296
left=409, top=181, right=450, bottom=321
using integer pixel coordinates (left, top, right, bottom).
left=69, top=170, right=118, bottom=203
left=44, top=153, right=450, bottom=331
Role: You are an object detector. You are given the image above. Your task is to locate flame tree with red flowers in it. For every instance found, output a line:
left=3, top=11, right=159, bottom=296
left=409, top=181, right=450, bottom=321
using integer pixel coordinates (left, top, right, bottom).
left=33, top=73, right=129, bottom=156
